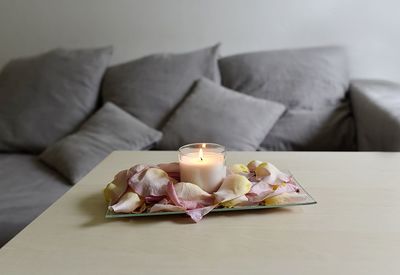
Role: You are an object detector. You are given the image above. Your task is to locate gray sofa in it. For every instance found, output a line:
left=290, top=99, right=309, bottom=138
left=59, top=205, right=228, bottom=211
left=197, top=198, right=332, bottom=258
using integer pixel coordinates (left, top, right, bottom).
left=1, top=45, right=400, bottom=247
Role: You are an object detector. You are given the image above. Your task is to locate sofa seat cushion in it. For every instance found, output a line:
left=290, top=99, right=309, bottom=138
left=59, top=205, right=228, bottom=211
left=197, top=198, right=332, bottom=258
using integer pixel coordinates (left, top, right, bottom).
left=0, top=154, right=69, bottom=247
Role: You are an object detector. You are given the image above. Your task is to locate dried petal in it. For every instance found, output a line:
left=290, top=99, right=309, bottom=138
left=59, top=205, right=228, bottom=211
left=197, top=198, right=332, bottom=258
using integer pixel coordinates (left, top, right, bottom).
left=214, top=174, right=252, bottom=203
left=186, top=205, right=217, bottom=223
left=128, top=164, right=152, bottom=175
left=229, top=164, right=250, bottom=175
left=144, top=196, right=165, bottom=204
left=158, top=162, right=180, bottom=181
left=150, top=204, right=185, bottom=213
left=174, top=182, right=213, bottom=204
left=167, top=182, right=213, bottom=209
left=264, top=192, right=307, bottom=205
left=103, top=169, right=129, bottom=204
left=157, top=162, right=180, bottom=173
left=220, top=195, right=248, bottom=208
left=264, top=181, right=300, bottom=199
left=109, top=192, right=143, bottom=213
left=129, top=168, right=170, bottom=197
left=247, top=160, right=263, bottom=172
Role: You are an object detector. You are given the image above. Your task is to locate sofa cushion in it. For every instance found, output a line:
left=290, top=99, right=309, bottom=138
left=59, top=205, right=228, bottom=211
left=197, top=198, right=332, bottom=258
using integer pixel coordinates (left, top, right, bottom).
left=102, top=44, right=220, bottom=129
left=159, top=78, right=285, bottom=150
left=0, top=47, right=113, bottom=153
left=40, top=102, right=162, bottom=184
left=0, top=154, right=69, bottom=247
left=259, top=102, right=356, bottom=151
left=350, top=79, right=400, bottom=151
left=219, top=46, right=355, bottom=150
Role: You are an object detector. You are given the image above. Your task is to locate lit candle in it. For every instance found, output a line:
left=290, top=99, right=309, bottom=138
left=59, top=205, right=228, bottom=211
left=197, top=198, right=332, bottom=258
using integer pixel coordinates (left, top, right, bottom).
left=179, top=143, right=226, bottom=193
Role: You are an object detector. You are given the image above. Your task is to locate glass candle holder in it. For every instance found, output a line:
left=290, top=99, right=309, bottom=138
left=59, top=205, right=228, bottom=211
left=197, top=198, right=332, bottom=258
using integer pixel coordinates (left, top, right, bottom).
left=178, top=143, right=226, bottom=193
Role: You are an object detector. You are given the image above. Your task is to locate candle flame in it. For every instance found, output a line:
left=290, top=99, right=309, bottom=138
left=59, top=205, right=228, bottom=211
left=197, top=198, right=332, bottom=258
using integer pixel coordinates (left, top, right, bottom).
left=202, top=143, right=206, bottom=148
left=199, top=148, right=204, bottom=161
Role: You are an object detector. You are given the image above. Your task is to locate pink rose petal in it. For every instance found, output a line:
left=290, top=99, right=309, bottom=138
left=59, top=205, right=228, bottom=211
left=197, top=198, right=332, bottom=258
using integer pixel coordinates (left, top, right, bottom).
left=150, top=204, right=185, bottom=213
left=158, top=162, right=181, bottom=181
left=186, top=205, right=218, bottom=223
left=129, top=168, right=170, bottom=197
left=157, top=162, right=179, bottom=173
left=144, top=195, right=165, bottom=204
left=166, top=181, right=184, bottom=208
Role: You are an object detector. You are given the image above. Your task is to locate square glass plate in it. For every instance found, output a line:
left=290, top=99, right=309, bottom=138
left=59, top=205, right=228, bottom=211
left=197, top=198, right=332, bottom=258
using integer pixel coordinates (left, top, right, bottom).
left=105, top=173, right=317, bottom=218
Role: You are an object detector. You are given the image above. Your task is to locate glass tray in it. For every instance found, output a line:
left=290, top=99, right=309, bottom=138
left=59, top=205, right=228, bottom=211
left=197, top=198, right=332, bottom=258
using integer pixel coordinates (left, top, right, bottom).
left=105, top=174, right=316, bottom=218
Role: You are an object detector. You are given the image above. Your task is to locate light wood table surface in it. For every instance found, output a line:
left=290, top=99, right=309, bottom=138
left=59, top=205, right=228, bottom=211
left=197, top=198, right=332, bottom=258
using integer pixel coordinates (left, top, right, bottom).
left=1, top=151, right=400, bottom=275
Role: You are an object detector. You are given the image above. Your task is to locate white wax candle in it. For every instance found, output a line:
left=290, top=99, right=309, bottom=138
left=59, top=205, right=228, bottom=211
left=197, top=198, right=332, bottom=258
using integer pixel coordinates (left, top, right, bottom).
left=179, top=151, right=226, bottom=193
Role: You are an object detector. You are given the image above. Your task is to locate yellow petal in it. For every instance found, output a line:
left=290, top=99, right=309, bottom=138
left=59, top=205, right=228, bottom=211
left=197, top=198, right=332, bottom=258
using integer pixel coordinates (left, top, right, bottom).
left=103, top=169, right=129, bottom=204
left=255, top=162, right=281, bottom=180
left=221, top=195, right=248, bottom=208
left=264, top=192, right=307, bottom=206
left=174, top=182, right=212, bottom=203
left=247, top=160, right=263, bottom=172
left=103, top=182, right=117, bottom=203
left=230, top=164, right=250, bottom=174
left=109, top=192, right=143, bottom=213
left=214, top=174, right=252, bottom=203
left=255, top=162, right=270, bottom=179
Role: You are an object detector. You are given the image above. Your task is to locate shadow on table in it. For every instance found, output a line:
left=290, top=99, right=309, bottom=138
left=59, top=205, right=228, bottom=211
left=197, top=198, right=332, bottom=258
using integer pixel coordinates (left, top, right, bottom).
left=78, top=192, right=299, bottom=227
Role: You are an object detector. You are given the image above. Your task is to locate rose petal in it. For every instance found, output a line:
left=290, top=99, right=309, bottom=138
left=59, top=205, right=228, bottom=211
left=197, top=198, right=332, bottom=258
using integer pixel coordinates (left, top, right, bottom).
left=158, top=162, right=181, bottom=181
left=167, top=182, right=213, bottom=209
left=144, top=195, right=165, bottom=204
left=264, top=182, right=300, bottom=199
left=264, top=192, right=307, bottom=205
left=103, top=169, right=129, bottom=204
left=149, top=204, right=185, bottom=213
left=247, top=162, right=295, bottom=203
left=220, top=195, right=249, bottom=208
left=157, top=162, right=180, bottom=173
left=174, top=182, right=213, bottom=205
left=128, top=164, right=152, bottom=175
left=129, top=168, right=170, bottom=197
left=186, top=205, right=217, bottom=223
left=166, top=182, right=184, bottom=208
left=228, top=164, right=250, bottom=176
left=247, top=160, right=264, bottom=172
left=214, top=174, right=252, bottom=203
left=109, top=192, right=143, bottom=213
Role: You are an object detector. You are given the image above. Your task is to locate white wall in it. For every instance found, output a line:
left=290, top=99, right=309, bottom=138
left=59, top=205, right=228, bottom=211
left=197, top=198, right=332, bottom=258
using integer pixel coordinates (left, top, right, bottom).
left=0, top=0, right=399, bottom=82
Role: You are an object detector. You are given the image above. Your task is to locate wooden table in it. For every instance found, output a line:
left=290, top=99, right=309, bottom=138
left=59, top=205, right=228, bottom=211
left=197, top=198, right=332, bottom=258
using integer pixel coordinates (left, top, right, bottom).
left=1, top=151, right=400, bottom=275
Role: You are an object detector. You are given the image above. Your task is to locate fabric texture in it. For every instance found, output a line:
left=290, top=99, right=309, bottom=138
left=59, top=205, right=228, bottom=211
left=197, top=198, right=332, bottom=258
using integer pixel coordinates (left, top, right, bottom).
left=0, top=46, right=113, bottom=153
left=0, top=154, right=69, bottom=247
left=158, top=78, right=286, bottom=151
left=219, top=46, right=355, bottom=151
left=102, top=44, right=221, bottom=129
left=39, top=102, right=162, bottom=184
left=350, top=79, right=400, bottom=151
left=258, top=102, right=355, bottom=151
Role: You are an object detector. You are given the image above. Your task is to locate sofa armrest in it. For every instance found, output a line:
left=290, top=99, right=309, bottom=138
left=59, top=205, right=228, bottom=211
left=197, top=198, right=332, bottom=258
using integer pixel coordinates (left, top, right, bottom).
left=350, top=79, right=400, bottom=151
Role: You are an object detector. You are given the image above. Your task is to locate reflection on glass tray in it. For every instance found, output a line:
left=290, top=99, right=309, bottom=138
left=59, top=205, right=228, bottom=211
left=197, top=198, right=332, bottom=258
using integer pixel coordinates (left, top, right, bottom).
left=105, top=174, right=316, bottom=219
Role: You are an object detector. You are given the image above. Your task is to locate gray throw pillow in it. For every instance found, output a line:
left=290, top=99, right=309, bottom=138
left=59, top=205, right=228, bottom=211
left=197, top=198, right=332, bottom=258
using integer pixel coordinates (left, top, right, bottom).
left=102, top=44, right=221, bottom=129
left=219, top=46, right=356, bottom=151
left=158, top=78, right=285, bottom=151
left=0, top=46, right=113, bottom=153
left=39, top=102, right=162, bottom=184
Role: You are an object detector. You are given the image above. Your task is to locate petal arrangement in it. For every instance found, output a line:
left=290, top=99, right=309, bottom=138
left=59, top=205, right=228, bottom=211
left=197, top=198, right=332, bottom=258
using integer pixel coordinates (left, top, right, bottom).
left=104, top=160, right=306, bottom=222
